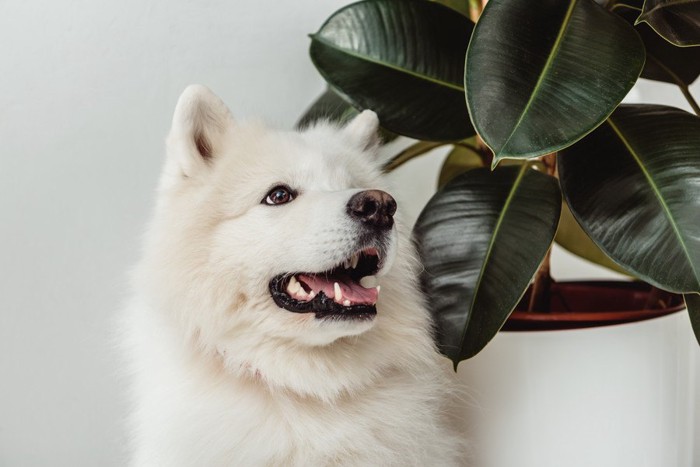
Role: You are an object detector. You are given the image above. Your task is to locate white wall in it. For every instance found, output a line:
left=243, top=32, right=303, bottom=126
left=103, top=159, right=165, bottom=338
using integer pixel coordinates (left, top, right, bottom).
left=0, top=1, right=349, bottom=465
left=0, top=1, right=698, bottom=466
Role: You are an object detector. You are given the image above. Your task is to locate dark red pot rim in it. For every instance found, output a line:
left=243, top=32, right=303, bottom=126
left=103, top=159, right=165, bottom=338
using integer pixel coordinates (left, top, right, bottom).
left=502, top=281, right=685, bottom=332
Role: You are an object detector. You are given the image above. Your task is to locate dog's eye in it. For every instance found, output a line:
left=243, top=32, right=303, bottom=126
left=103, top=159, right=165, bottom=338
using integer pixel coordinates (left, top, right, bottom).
left=263, top=186, right=295, bottom=206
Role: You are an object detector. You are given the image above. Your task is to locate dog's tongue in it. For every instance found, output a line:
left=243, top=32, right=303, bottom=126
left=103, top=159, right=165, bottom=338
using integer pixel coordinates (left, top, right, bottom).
left=297, top=274, right=378, bottom=305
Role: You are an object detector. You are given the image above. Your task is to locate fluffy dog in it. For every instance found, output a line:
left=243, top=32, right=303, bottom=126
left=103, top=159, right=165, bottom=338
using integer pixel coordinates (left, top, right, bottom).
left=123, top=85, right=465, bottom=466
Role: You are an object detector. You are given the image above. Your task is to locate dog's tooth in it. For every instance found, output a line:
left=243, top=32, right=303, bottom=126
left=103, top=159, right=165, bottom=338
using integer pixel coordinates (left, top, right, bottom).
left=343, top=299, right=351, bottom=306
left=360, top=276, right=378, bottom=289
left=376, top=285, right=381, bottom=293
left=351, top=253, right=359, bottom=269
left=308, top=290, right=316, bottom=299
left=334, top=282, right=342, bottom=302
left=344, top=259, right=351, bottom=269
left=287, top=276, right=300, bottom=293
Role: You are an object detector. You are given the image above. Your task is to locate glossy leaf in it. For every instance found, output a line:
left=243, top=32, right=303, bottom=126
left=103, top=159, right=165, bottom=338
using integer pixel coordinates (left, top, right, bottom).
left=437, top=145, right=484, bottom=189
left=685, top=293, right=700, bottom=346
left=414, top=165, right=561, bottom=366
left=310, top=0, right=475, bottom=141
left=555, top=200, right=632, bottom=276
left=466, top=0, right=645, bottom=162
left=559, top=104, right=700, bottom=293
left=296, top=88, right=358, bottom=129
left=637, top=0, right=700, bottom=47
left=615, top=5, right=700, bottom=85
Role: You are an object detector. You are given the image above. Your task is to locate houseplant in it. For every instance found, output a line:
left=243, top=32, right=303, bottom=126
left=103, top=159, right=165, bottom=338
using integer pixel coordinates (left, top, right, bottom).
left=299, top=0, right=700, bottom=369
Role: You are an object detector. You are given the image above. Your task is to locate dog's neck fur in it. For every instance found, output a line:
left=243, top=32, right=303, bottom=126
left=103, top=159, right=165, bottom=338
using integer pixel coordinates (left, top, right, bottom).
left=143, top=266, right=438, bottom=403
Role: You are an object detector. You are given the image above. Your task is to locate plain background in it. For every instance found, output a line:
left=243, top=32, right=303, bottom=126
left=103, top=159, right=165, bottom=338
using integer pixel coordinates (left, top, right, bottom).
left=1, top=1, right=698, bottom=465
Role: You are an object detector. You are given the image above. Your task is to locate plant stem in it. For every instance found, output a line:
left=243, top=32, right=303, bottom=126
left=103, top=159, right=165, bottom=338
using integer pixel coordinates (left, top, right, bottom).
left=528, top=247, right=553, bottom=312
left=474, top=135, right=493, bottom=168
left=383, top=141, right=446, bottom=172
left=527, top=152, right=558, bottom=312
left=679, top=84, right=700, bottom=116
left=383, top=140, right=487, bottom=173
left=646, top=54, right=700, bottom=116
left=454, top=141, right=481, bottom=154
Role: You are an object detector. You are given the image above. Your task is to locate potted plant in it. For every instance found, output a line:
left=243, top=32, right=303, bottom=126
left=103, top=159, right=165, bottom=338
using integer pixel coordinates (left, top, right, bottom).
left=299, top=0, right=700, bottom=464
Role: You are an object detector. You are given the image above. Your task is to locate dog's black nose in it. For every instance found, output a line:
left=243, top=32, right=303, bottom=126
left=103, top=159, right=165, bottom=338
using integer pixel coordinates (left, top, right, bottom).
left=347, top=190, right=397, bottom=230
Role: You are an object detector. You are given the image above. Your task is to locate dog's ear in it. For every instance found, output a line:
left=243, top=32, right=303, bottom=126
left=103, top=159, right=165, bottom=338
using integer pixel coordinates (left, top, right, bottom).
left=165, top=85, right=234, bottom=179
left=343, top=110, right=380, bottom=151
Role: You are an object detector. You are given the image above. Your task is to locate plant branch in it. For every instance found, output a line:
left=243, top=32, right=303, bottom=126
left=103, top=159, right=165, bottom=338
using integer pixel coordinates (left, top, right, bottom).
left=453, top=141, right=481, bottom=154
left=383, top=141, right=446, bottom=172
left=528, top=247, right=553, bottom=312
left=527, top=152, right=557, bottom=312
left=646, top=54, right=700, bottom=116
left=679, top=85, right=700, bottom=116
left=474, top=134, right=494, bottom=168
left=383, top=138, right=490, bottom=173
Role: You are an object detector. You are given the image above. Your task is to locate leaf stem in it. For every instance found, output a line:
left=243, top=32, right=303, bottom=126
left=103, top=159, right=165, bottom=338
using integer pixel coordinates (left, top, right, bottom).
left=383, top=141, right=446, bottom=172
left=383, top=140, right=488, bottom=172
left=454, top=141, right=481, bottom=154
left=679, top=84, right=700, bottom=116
left=474, top=134, right=494, bottom=168
left=646, top=53, right=700, bottom=116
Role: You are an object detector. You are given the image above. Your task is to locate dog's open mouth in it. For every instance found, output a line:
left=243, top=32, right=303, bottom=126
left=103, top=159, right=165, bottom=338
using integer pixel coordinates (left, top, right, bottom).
left=269, top=248, right=382, bottom=320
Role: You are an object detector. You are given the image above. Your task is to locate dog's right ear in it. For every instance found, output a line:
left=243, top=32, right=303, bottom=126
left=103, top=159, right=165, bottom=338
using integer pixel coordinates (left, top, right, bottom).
left=342, top=110, right=380, bottom=151
left=165, top=85, right=234, bottom=180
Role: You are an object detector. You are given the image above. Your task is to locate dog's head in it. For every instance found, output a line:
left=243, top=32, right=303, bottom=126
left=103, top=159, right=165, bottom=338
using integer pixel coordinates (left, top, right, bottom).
left=137, top=86, right=433, bottom=396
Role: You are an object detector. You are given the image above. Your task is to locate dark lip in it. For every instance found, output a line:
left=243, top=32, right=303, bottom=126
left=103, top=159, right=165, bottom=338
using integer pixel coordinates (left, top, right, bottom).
left=268, top=243, right=385, bottom=320
left=269, top=275, right=377, bottom=320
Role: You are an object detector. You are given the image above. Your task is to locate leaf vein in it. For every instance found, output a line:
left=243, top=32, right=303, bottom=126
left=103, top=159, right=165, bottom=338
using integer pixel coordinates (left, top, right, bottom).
left=606, top=117, right=700, bottom=287
left=497, top=0, right=578, bottom=156
left=311, top=35, right=465, bottom=92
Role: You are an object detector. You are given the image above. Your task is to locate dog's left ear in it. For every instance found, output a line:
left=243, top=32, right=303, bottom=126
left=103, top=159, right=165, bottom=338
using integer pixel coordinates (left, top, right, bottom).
left=165, top=85, right=234, bottom=180
left=343, top=110, right=380, bottom=151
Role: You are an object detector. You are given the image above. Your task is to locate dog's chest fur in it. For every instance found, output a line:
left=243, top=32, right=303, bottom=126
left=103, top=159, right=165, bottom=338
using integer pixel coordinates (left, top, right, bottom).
left=126, top=303, right=463, bottom=466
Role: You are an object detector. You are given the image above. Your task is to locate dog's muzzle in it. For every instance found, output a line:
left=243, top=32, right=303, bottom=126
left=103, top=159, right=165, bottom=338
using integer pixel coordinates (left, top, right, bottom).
left=269, top=190, right=396, bottom=321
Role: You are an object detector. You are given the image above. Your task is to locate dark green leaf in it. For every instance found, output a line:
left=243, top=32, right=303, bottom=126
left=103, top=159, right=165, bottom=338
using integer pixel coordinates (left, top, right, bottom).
left=414, top=165, right=561, bottom=366
left=637, top=0, right=700, bottom=47
left=296, top=87, right=358, bottom=129
left=466, top=0, right=645, bottom=162
left=437, top=144, right=484, bottom=189
left=310, top=0, right=475, bottom=141
left=615, top=5, right=700, bottom=85
left=555, top=199, right=632, bottom=276
left=559, top=104, right=700, bottom=293
left=685, top=293, right=700, bottom=346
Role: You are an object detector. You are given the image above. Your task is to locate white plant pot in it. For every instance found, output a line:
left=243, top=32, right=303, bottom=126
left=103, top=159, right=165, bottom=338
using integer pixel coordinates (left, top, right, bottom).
left=456, top=311, right=699, bottom=467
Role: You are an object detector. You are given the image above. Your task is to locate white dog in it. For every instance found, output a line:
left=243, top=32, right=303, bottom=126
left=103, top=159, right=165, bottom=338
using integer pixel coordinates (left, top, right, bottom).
left=122, top=85, right=466, bottom=466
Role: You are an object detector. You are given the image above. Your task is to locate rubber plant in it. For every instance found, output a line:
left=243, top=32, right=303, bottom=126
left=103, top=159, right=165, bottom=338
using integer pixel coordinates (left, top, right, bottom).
left=300, top=0, right=700, bottom=368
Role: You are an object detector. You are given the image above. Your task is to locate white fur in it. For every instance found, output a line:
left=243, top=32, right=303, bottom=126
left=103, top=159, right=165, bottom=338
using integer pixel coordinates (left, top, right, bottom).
left=122, top=85, right=467, bottom=466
